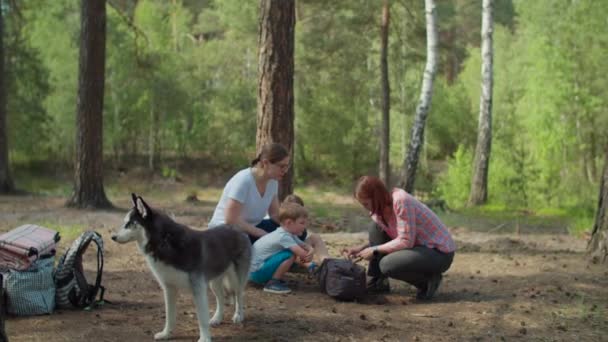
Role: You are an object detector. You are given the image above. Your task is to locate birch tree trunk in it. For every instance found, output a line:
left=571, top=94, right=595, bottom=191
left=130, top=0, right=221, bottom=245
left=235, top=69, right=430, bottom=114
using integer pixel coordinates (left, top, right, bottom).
left=67, top=0, right=112, bottom=209
left=468, top=0, right=494, bottom=206
left=588, top=149, right=608, bottom=264
left=0, top=5, right=14, bottom=194
left=399, top=0, right=438, bottom=193
left=379, top=0, right=391, bottom=186
left=256, top=0, right=295, bottom=201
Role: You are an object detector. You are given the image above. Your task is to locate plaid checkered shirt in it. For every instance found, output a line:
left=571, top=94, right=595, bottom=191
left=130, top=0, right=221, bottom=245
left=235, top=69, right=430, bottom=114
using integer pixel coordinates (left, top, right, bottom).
left=371, top=189, right=456, bottom=254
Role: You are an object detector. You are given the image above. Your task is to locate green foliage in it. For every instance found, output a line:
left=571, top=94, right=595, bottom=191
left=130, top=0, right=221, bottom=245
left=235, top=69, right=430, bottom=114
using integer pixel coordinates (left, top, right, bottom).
left=436, top=145, right=472, bottom=209
left=4, top=0, right=604, bottom=234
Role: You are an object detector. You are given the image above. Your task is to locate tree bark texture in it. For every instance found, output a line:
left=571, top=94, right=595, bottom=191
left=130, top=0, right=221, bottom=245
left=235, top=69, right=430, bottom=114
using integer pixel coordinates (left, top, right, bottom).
left=0, top=5, right=14, bottom=194
left=379, top=0, right=391, bottom=186
left=468, top=0, right=494, bottom=205
left=400, top=0, right=438, bottom=193
left=256, top=0, right=295, bottom=201
left=588, top=149, right=608, bottom=263
left=67, top=0, right=112, bottom=209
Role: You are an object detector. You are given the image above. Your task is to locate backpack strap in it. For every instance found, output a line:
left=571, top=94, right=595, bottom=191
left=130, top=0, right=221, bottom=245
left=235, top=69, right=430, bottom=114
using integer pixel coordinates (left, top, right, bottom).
left=69, top=232, right=106, bottom=309
left=92, top=232, right=105, bottom=304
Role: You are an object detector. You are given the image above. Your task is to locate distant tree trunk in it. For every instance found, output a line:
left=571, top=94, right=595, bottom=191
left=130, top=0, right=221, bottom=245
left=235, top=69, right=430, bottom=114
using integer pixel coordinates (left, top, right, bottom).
left=256, top=0, right=295, bottom=201
left=379, top=0, right=391, bottom=186
left=0, top=5, right=14, bottom=194
left=468, top=0, right=494, bottom=206
left=399, top=0, right=438, bottom=193
left=67, top=0, right=112, bottom=209
left=588, top=149, right=608, bottom=263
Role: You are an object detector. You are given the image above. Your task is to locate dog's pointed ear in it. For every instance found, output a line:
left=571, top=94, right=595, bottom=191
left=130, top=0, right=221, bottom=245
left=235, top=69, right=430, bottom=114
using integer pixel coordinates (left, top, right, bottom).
left=135, top=196, right=149, bottom=219
left=131, top=193, right=138, bottom=207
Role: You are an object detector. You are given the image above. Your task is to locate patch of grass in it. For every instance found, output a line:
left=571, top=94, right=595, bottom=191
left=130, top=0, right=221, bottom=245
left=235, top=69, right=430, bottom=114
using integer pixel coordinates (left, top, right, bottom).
left=14, top=170, right=71, bottom=196
left=36, top=221, right=85, bottom=243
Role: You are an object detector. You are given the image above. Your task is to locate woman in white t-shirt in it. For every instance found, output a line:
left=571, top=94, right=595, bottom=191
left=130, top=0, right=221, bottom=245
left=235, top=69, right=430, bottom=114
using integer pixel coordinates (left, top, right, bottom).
left=208, top=143, right=290, bottom=243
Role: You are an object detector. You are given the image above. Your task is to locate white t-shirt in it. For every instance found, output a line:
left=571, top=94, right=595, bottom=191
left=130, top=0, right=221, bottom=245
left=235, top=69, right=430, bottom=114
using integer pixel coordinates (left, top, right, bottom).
left=250, top=227, right=303, bottom=272
left=208, top=168, right=278, bottom=228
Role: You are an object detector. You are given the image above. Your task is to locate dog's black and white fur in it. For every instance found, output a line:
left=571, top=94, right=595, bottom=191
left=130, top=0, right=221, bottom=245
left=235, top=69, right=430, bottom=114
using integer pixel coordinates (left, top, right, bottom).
left=111, top=194, right=251, bottom=342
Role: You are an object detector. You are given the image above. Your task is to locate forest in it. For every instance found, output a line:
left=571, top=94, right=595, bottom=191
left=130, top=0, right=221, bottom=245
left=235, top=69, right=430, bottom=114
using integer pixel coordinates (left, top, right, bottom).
left=1, top=1, right=608, bottom=341
left=1, top=0, right=607, bottom=228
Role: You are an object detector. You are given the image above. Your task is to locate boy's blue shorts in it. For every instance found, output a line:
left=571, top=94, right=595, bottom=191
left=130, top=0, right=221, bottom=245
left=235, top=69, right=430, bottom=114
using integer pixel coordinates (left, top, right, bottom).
left=249, top=249, right=294, bottom=284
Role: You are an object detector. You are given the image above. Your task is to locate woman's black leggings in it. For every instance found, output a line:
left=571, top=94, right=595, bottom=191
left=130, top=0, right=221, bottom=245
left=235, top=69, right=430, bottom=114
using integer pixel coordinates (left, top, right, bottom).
left=367, top=223, right=454, bottom=289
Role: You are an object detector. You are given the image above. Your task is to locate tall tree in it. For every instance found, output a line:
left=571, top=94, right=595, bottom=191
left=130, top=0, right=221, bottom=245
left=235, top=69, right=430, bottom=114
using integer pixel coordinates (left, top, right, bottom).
left=0, top=1, right=14, bottom=193
left=67, top=0, right=112, bottom=208
left=256, top=0, right=295, bottom=200
left=399, top=0, right=438, bottom=193
left=379, top=0, right=391, bottom=186
left=468, top=0, right=494, bottom=205
left=588, top=149, right=608, bottom=263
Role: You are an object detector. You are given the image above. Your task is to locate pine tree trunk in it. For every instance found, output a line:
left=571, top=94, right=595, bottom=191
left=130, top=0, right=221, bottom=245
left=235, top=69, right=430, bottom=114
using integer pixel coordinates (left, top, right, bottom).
left=399, top=0, right=438, bottom=193
left=256, top=0, right=295, bottom=201
left=0, top=5, right=14, bottom=194
left=67, top=0, right=112, bottom=209
left=468, top=0, right=494, bottom=206
left=379, top=0, right=391, bottom=186
left=588, top=149, right=608, bottom=263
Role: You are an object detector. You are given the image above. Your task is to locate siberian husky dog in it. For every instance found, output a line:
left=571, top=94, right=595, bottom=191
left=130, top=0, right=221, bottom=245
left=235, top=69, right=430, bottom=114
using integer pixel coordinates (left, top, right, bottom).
left=111, top=194, right=251, bottom=342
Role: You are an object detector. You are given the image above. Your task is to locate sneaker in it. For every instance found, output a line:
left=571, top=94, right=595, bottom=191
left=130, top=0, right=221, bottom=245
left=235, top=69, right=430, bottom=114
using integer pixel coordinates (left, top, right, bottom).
left=367, top=276, right=390, bottom=294
left=415, top=284, right=428, bottom=300
left=307, top=262, right=318, bottom=275
left=417, top=274, right=442, bottom=300
left=263, top=279, right=292, bottom=294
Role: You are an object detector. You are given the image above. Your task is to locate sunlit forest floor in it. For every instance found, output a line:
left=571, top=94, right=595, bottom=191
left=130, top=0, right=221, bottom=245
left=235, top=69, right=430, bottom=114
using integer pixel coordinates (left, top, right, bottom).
left=1, top=166, right=606, bottom=341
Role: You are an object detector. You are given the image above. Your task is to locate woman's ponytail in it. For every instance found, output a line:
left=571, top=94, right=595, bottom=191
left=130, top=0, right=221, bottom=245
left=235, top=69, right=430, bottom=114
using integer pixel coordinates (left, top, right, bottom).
left=250, top=155, right=261, bottom=166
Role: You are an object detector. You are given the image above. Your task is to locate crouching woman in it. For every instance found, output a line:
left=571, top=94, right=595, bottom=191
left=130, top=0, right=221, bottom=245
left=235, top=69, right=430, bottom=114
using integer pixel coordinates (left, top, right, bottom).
left=343, top=176, right=456, bottom=300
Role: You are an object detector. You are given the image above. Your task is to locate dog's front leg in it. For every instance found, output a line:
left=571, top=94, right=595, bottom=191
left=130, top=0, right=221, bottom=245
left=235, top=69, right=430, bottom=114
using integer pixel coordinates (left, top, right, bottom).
left=190, top=275, right=211, bottom=342
left=155, top=285, right=177, bottom=340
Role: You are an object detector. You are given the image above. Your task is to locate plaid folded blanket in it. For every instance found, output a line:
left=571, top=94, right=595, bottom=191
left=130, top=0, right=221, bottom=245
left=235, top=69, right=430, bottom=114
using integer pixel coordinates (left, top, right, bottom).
left=0, top=225, right=60, bottom=271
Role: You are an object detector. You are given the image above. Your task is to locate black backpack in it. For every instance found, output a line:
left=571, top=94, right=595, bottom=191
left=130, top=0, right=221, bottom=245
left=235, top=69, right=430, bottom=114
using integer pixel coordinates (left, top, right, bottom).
left=316, top=258, right=367, bottom=301
left=54, top=231, right=105, bottom=309
left=0, top=273, right=7, bottom=342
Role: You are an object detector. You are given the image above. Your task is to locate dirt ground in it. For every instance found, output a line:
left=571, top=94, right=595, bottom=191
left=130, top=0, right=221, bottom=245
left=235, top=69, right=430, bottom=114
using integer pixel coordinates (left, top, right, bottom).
left=1, top=191, right=607, bottom=342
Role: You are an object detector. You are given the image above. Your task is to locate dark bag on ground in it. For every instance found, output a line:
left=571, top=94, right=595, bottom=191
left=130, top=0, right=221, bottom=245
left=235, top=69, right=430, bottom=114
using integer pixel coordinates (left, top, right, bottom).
left=54, top=231, right=105, bottom=309
left=316, top=258, right=367, bottom=301
left=0, top=273, right=8, bottom=342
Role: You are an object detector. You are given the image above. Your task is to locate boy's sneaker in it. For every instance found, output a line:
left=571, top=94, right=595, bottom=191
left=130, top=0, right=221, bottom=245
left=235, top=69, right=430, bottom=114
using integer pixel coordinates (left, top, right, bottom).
left=263, top=279, right=291, bottom=294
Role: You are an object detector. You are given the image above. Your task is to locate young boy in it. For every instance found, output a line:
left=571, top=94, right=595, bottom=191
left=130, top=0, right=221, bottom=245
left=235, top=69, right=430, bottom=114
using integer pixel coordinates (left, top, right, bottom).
left=283, top=194, right=330, bottom=270
left=249, top=202, right=314, bottom=294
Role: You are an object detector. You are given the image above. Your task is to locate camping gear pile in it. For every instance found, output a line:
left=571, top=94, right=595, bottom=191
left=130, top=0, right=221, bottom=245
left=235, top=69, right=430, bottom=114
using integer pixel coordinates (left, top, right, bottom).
left=0, top=225, right=105, bottom=319
left=0, top=225, right=59, bottom=316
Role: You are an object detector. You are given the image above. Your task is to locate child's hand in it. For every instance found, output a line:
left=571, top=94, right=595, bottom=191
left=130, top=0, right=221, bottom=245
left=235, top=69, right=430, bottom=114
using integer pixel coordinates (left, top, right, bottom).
left=302, top=248, right=314, bottom=263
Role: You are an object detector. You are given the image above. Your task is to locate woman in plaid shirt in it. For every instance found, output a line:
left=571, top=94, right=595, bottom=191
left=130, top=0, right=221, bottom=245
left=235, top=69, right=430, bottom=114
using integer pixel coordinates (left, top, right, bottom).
left=343, top=176, right=456, bottom=300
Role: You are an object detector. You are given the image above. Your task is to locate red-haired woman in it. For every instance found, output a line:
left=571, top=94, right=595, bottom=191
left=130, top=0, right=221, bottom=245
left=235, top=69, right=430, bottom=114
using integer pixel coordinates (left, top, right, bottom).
left=343, top=176, right=456, bottom=300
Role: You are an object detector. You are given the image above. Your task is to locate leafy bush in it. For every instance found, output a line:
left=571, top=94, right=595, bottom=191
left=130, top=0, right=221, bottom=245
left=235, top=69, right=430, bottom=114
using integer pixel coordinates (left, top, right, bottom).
left=436, top=145, right=472, bottom=209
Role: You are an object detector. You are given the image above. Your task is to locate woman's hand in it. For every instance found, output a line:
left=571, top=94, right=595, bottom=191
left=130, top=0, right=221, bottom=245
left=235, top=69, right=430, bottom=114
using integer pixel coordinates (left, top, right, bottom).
left=357, top=247, right=375, bottom=261
left=341, top=245, right=364, bottom=259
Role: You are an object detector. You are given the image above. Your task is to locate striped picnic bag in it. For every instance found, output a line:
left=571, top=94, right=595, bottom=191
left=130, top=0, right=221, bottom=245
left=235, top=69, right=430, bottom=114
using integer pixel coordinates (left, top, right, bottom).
left=0, top=224, right=60, bottom=271
left=2, top=256, right=55, bottom=316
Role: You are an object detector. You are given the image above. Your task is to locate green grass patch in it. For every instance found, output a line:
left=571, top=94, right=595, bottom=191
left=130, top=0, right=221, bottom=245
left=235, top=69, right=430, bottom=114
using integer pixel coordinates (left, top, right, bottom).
left=36, top=221, right=85, bottom=243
